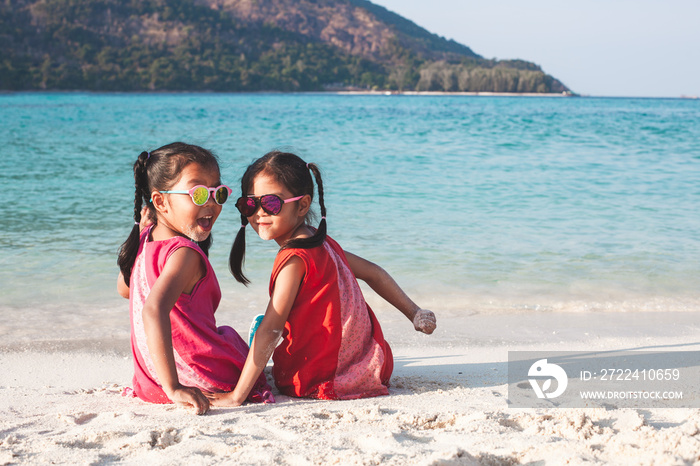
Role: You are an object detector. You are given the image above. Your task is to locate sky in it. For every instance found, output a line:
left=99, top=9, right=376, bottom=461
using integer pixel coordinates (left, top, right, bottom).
left=370, top=0, right=700, bottom=97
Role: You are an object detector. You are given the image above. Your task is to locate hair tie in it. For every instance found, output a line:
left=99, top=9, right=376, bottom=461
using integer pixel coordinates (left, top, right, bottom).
left=240, top=224, right=246, bottom=229
left=147, top=151, right=151, bottom=160
left=135, top=221, right=140, bottom=225
left=306, top=162, right=310, bottom=169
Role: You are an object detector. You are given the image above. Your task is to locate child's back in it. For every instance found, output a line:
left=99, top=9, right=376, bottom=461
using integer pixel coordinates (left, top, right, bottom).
left=117, top=143, right=273, bottom=413
left=208, top=150, right=435, bottom=407
left=130, top=227, right=271, bottom=403
left=271, top=235, right=392, bottom=399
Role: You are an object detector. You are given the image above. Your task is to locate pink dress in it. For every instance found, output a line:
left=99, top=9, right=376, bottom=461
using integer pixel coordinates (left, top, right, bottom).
left=129, top=227, right=273, bottom=404
left=270, top=235, right=393, bottom=400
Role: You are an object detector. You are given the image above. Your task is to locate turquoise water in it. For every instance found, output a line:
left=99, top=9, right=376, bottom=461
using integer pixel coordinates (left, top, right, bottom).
left=1, top=93, right=699, bottom=343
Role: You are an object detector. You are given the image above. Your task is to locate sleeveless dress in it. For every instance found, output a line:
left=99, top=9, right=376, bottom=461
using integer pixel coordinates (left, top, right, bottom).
left=129, top=227, right=273, bottom=404
left=270, top=235, right=393, bottom=400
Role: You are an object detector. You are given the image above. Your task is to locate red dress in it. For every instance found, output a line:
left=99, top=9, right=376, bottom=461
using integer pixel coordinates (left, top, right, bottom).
left=129, top=227, right=273, bottom=404
left=270, top=236, right=393, bottom=400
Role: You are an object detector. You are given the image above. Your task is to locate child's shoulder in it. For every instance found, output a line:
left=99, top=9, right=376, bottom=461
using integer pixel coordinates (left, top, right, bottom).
left=280, top=236, right=337, bottom=255
left=276, top=236, right=347, bottom=267
left=147, top=234, right=205, bottom=261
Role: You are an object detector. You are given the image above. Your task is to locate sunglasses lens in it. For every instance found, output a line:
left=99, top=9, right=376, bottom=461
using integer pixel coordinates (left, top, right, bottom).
left=191, top=187, right=209, bottom=206
left=214, top=186, right=229, bottom=205
left=236, top=197, right=257, bottom=216
left=260, top=195, right=283, bottom=215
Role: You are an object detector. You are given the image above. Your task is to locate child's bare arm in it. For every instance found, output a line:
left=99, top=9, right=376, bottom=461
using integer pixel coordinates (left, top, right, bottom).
left=117, top=272, right=130, bottom=299
left=142, top=247, right=210, bottom=415
left=344, top=251, right=436, bottom=334
left=207, top=256, right=304, bottom=407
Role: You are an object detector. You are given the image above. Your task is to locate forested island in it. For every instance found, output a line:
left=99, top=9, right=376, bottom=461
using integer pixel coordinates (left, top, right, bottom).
left=0, top=0, right=571, bottom=93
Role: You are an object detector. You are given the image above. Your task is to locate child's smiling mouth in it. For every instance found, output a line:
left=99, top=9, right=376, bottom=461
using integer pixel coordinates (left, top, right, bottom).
left=197, top=216, right=214, bottom=230
left=255, top=219, right=272, bottom=227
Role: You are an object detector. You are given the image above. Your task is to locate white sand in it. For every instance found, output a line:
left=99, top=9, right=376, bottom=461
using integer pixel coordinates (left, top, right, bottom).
left=1, top=310, right=699, bottom=465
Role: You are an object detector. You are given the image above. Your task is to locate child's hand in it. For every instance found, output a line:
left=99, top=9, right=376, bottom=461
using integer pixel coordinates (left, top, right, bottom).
left=413, top=309, right=436, bottom=334
left=203, top=391, right=245, bottom=407
left=168, top=385, right=210, bottom=415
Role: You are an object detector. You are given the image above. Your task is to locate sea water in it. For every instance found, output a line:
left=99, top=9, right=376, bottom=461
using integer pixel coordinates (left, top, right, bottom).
left=1, top=93, right=699, bottom=346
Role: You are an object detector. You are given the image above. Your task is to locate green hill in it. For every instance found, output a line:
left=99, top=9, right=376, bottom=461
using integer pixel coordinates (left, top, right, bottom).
left=0, top=0, right=570, bottom=93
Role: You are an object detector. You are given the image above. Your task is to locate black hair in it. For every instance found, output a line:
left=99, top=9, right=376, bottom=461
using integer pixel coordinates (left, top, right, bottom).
left=229, top=150, right=326, bottom=285
left=117, top=142, right=221, bottom=286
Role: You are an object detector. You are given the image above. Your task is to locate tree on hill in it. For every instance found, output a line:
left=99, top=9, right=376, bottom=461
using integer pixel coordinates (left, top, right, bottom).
left=0, top=0, right=569, bottom=93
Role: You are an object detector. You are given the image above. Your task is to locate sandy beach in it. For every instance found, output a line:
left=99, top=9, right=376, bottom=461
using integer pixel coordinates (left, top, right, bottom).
left=1, top=308, right=698, bottom=465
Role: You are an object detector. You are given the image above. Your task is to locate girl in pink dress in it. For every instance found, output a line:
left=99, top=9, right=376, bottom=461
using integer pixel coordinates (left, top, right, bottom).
left=117, top=142, right=273, bottom=414
left=208, top=151, right=437, bottom=406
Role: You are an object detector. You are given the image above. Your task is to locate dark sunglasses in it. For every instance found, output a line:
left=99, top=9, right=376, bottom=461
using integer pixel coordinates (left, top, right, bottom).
left=235, top=194, right=303, bottom=217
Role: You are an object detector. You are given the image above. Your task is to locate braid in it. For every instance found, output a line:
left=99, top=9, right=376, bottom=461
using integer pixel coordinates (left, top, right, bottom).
left=229, top=214, right=250, bottom=285
left=117, top=151, right=150, bottom=286
left=308, top=162, right=326, bottom=239
left=282, top=161, right=327, bottom=250
left=133, top=152, right=149, bottom=224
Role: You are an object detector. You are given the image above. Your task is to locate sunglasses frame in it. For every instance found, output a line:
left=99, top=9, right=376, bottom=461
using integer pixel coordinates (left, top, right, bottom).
left=159, top=185, right=232, bottom=206
left=236, top=194, right=304, bottom=217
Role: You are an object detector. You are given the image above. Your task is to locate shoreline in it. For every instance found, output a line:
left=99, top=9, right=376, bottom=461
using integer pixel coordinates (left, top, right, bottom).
left=334, top=89, right=576, bottom=97
left=2, top=303, right=699, bottom=352
left=1, top=89, right=572, bottom=97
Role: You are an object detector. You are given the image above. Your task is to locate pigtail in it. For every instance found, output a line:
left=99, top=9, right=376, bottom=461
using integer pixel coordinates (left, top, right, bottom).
left=282, top=162, right=327, bottom=251
left=229, top=214, right=250, bottom=285
left=117, top=151, right=150, bottom=286
left=309, top=163, right=327, bottom=241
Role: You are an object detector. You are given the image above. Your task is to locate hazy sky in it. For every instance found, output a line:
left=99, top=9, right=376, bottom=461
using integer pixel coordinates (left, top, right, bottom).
left=370, top=0, right=700, bottom=97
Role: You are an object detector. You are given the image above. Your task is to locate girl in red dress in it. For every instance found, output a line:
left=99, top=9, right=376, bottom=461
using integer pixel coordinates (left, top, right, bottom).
left=209, top=151, right=436, bottom=406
